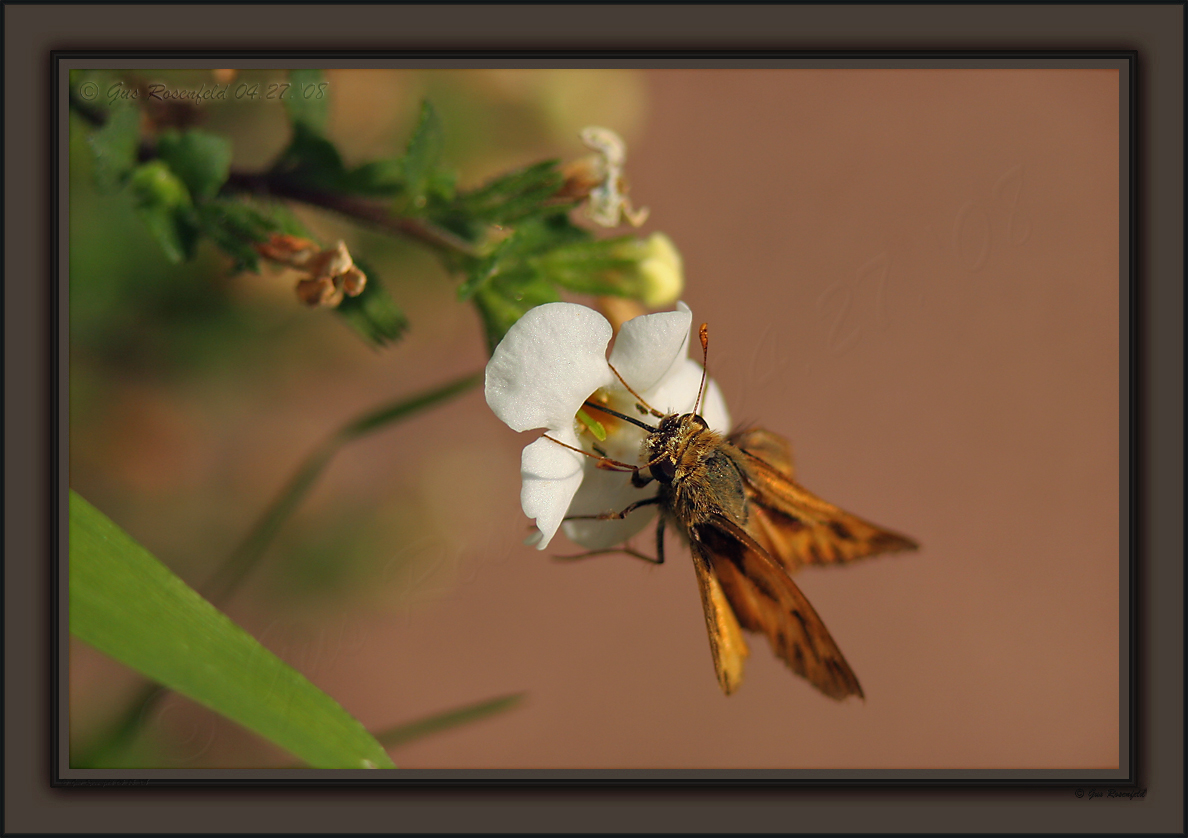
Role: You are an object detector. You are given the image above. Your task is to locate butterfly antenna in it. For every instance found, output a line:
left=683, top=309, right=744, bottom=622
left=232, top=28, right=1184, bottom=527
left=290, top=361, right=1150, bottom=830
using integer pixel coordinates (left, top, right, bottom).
left=607, top=362, right=664, bottom=418
left=543, top=424, right=670, bottom=474
left=693, top=323, right=710, bottom=415
left=541, top=434, right=638, bottom=472
left=582, top=401, right=657, bottom=432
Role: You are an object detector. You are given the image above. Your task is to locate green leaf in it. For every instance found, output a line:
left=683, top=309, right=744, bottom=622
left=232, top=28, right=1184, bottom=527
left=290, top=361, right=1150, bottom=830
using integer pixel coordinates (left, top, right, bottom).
left=400, top=101, right=444, bottom=211
left=271, top=122, right=349, bottom=191
left=532, top=236, right=638, bottom=296
left=260, top=200, right=314, bottom=238
left=285, top=69, right=329, bottom=133
left=456, top=213, right=589, bottom=301
left=335, top=258, right=409, bottom=346
left=374, top=693, right=525, bottom=750
left=127, top=161, right=199, bottom=263
left=199, top=370, right=482, bottom=605
left=156, top=129, right=232, bottom=200
left=449, top=159, right=566, bottom=226
left=201, top=199, right=277, bottom=240
left=87, top=105, right=141, bottom=192
left=72, top=373, right=483, bottom=768
left=195, top=199, right=282, bottom=270
left=69, top=491, right=396, bottom=769
left=462, top=215, right=594, bottom=350
left=343, top=158, right=406, bottom=198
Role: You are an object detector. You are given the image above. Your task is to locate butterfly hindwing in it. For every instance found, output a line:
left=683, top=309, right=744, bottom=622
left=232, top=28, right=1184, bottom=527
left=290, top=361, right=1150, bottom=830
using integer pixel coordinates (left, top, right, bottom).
left=729, top=427, right=795, bottom=477
left=695, top=516, right=864, bottom=700
left=726, top=428, right=918, bottom=573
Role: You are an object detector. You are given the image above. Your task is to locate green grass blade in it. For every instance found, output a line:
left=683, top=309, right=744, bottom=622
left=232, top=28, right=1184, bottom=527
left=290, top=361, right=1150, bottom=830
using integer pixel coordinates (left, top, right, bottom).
left=200, top=370, right=481, bottom=604
left=339, top=370, right=482, bottom=439
left=374, top=693, right=525, bottom=750
left=75, top=371, right=483, bottom=764
left=69, top=491, right=396, bottom=769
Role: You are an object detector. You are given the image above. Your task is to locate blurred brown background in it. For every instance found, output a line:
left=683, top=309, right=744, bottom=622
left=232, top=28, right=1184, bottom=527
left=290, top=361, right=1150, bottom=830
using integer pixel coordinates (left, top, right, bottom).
left=70, top=68, right=1119, bottom=768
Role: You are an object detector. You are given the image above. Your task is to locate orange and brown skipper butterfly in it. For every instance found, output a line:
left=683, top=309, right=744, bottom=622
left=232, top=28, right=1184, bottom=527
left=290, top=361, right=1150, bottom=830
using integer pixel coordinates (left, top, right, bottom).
left=550, top=324, right=917, bottom=699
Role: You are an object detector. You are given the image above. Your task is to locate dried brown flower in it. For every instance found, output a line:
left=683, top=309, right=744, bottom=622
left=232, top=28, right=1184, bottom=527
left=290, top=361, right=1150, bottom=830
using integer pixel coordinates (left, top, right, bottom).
left=557, top=127, right=649, bottom=228
left=254, top=234, right=367, bottom=308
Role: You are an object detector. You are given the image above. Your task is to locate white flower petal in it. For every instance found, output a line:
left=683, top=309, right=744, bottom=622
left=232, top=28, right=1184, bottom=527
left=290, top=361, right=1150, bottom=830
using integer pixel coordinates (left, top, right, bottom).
left=607, top=303, right=693, bottom=397
left=561, top=463, right=659, bottom=550
left=486, top=303, right=614, bottom=433
left=520, top=430, right=586, bottom=550
left=641, top=356, right=698, bottom=414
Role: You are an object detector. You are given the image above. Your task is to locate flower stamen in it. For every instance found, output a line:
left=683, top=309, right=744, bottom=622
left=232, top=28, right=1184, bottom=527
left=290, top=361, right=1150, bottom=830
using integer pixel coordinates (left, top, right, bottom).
left=575, top=408, right=608, bottom=441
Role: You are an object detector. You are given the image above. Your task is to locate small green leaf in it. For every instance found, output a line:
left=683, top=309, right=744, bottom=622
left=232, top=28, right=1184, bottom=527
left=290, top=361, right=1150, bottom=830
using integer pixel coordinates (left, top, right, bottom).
left=426, top=168, right=458, bottom=204
left=449, top=159, right=566, bottom=226
left=400, top=101, right=444, bottom=212
left=532, top=236, right=638, bottom=296
left=456, top=213, right=589, bottom=301
left=271, top=122, right=349, bottom=191
left=199, top=198, right=277, bottom=240
left=87, top=105, right=141, bottom=192
left=261, top=200, right=314, bottom=238
left=335, top=258, right=409, bottom=346
left=285, top=69, right=329, bottom=134
left=197, top=200, right=277, bottom=271
left=202, top=225, right=260, bottom=271
left=157, top=129, right=232, bottom=200
left=343, top=158, right=406, bottom=197
left=69, top=491, right=396, bottom=769
left=127, top=161, right=198, bottom=263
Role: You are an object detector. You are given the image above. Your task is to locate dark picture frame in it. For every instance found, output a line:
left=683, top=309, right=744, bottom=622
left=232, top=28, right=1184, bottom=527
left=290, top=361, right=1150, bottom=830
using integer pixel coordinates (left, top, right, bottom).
left=8, top=4, right=1182, bottom=834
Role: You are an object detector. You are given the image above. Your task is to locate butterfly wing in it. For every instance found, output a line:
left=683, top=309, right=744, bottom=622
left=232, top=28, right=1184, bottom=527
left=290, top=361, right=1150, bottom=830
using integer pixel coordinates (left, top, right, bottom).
left=730, top=427, right=795, bottom=478
left=727, top=428, right=918, bottom=573
left=696, top=516, right=864, bottom=700
left=688, top=537, right=750, bottom=695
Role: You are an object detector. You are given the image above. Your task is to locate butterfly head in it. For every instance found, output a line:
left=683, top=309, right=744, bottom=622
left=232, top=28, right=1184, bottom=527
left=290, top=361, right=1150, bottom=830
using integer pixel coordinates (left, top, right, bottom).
left=646, top=412, right=711, bottom=484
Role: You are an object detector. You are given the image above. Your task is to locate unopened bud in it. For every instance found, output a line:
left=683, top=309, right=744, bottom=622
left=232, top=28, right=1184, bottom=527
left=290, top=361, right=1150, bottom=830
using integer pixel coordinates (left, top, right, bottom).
left=609, top=232, right=684, bottom=308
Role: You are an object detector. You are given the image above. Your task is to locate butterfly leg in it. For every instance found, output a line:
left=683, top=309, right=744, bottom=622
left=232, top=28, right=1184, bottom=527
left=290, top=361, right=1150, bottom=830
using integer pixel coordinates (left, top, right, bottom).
left=552, top=546, right=662, bottom=564
left=630, top=470, right=654, bottom=489
left=564, top=494, right=661, bottom=523
left=557, top=497, right=664, bottom=564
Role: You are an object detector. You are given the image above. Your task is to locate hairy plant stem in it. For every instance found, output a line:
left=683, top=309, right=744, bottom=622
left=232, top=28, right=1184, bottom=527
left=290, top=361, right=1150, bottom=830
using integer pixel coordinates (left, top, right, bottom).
left=221, top=172, right=480, bottom=258
left=68, top=97, right=479, bottom=259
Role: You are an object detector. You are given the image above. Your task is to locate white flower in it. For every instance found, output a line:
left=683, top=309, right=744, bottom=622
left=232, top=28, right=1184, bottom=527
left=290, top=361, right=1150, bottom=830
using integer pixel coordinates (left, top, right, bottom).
left=485, top=301, right=730, bottom=550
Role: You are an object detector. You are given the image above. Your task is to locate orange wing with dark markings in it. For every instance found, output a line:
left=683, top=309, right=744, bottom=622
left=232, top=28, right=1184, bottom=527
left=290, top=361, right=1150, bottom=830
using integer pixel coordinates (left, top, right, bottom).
left=695, top=516, right=864, bottom=700
left=730, top=427, right=796, bottom=477
left=687, top=540, right=750, bottom=695
left=727, top=428, right=918, bottom=573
